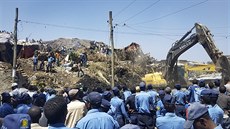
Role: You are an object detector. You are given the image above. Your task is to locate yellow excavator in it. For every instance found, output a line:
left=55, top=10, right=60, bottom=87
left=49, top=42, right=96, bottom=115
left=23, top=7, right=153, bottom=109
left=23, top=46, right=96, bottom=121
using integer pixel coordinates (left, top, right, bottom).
left=164, top=23, right=230, bottom=85
left=142, top=23, right=230, bottom=86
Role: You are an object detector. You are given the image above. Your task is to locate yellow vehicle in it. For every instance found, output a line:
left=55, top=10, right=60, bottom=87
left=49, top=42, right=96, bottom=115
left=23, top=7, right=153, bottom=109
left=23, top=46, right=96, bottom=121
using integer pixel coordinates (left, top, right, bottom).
left=142, top=72, right=167, bottom=86
left=184, top=63, right=216, bottom=79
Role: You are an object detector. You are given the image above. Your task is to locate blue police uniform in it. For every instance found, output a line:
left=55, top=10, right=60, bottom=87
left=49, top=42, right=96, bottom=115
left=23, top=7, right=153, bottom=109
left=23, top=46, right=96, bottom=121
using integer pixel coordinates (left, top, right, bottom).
left=187, top=84, right=200, bottom=103
left=207, top=104, right=224, bottom=126
left=76, top=109, right=119, bottom=129
left=123, top=90, right=132, bottom=101
left=110, top=96, right=130, bottom=126
left=135, top=91, right=154, bottom=129
left=173, top=90, right=186, bottom=118
left=16, top=104, right=31, bottom=114
left=147, top=90, right=158, bottom=105
left=0, top=103, right=15, bottom=118
left=156, top=112, right=185, bottom=129
left=173, top=90, right=186, bottom=105
left=156, top=99, right=166, bottom=117
left=135, top=91, right=152, bottom=114
left=49, top=123, right=72, bottom=129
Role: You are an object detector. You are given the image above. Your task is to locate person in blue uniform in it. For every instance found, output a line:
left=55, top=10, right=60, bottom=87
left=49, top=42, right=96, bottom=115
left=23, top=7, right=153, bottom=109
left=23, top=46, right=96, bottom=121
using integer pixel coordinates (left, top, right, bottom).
left=184, top=102, right=223, bottom=129
left=0, top=92, right=15, bottom=118
left=156, top=90, right=166, bottom=117
left=76, top=92, right=119, bottom=129
left=135, top=82, right=154, bottom=129
left=147, top=84, right=158, bottom=106
left=110, top=87, right=131, bottom=127
left=156, top=94, right=185, bottom=129
left=173, top=84, right=187, bottom=118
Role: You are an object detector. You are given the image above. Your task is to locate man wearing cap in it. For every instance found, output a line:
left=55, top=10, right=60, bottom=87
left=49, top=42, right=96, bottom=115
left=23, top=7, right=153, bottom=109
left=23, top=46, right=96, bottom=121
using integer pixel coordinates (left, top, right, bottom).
left=2, top=114, right=31, bottom=129
left=187, top=79, right=200, bottom=103
left=76, top=92, right=119, bottom=129
left=100, top=99, right=111, bottom=113
left=0, top=92, right=15, bottom=118
left=184, top=102, right=223, bottom=129
left=65, top=89, right=86, bottom=128
left=135, top=82, right=154, bottom=129
left=207, top=90, right=224, bottom=126
left=173, top=84, right=187, bottom=118
left=126, top=87, right=138, bottom=124
left=156, top=94, right=185, bottom=129
left=156, top=90, right=166, bottom=117
left=10, top=82, right=20, bottom=97
left=122, top=85, right=132, bottom=102
left=147, top=84, right=158, bottom=106
left=200, top=89, right=224, bottom=126
left=110, top=87, right=131, bottom=127
left=16, top=93, right=32, bottom=114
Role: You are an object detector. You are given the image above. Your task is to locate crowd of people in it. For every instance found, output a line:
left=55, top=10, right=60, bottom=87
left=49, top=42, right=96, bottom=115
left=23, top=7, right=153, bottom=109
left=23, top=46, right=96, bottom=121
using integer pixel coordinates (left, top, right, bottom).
left=0, top=78, right=230, bottom=129
left=32, top=50, right=87, bottom=77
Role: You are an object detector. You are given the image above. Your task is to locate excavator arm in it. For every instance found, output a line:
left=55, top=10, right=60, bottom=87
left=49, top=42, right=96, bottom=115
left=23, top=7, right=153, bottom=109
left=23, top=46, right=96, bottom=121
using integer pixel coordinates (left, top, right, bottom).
left=164, top=23, right=230, bottom=85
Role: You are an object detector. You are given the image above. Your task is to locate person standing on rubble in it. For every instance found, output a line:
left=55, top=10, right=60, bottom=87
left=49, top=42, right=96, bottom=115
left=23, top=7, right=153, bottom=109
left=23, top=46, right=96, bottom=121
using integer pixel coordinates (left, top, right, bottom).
left=32, top=54, right=38, bottom=71
left=55, top=51, right=60, bottom=67
left=47, top=55, right=54, bottom=72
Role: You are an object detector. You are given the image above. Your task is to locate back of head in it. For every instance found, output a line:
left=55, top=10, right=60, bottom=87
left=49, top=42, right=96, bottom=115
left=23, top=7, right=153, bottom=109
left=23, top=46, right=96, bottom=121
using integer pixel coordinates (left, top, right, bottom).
left=192, top=79, right=198, bottom=85
left=158, top=90, right=165, bottom=100
left=139, top=82, right=146, bottom=91
left=28, top=106, right=42, bottom=123
left=200, top=89, right=212, bottom=105
left=208, top=82, right=214, bottom=89
left=210, top=90, right=219, bottom=105
left=44, top=96, right=67, bottom=124
left=147, top=84, right=153, bottom=90
left=1, top=92, right=11, bottom=103
left=224, top=77, right=230, bottom=85
left=102, top=91, right=112, bottom=101
left=96, top=87, right=103, bottom=94
left=214, top=79, right=220, bottom=87
left=164, top=87, right=171, bottom=94
left=20, top=93, right=32, bottom=104
left=86, top=92, right=102, bottom=109
left=163, top=95, right=175, bottom=112
left=198, top=80, right=205, bottom=87
left=68, top=89, right=79, bottom=101
left=219, top=86, right=226, bottom=93
left=33, top=93, right=46, bottom=107
left=122, top=85, right=128, bottom=91
left=100, top=99, right=111, bottom=113
left=130, top=87, right=136, bottom=94
left=174, top=84, right=181, bottom=90
left=112, top=87, right=120, bottom=96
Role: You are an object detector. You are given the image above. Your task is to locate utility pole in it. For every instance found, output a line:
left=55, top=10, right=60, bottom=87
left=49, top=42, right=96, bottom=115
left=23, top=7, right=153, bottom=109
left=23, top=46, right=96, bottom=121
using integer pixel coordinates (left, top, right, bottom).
left=12, top=8, right=18, bottom=83
left=109, top=11, right=115, bottom=88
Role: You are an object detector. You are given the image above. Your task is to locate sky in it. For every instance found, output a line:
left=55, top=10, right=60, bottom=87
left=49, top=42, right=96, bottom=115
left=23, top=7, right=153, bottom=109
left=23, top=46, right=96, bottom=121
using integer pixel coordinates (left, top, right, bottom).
left=0, top=0, right=229, bottom=62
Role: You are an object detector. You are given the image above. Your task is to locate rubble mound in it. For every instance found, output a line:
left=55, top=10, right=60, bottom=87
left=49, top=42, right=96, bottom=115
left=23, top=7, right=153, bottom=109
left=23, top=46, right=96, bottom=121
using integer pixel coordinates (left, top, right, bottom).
left=0, top=36, right=154, bottom=92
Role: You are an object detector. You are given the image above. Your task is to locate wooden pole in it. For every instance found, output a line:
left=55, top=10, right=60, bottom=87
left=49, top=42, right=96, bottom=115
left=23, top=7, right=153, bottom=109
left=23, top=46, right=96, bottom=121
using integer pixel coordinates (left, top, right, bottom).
left=12, top=8, right=18, bottom=83
left=109, top=11, right=115, bottom=88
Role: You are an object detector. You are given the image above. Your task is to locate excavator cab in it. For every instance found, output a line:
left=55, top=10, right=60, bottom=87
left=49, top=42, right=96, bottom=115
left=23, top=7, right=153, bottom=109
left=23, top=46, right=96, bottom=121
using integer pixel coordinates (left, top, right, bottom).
left=164, top=23, right=230, bottom=86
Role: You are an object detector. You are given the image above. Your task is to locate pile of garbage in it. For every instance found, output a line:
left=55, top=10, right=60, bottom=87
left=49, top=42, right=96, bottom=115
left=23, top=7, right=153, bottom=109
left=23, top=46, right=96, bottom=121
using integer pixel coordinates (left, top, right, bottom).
left=0, top=33, right=155, bottom=91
